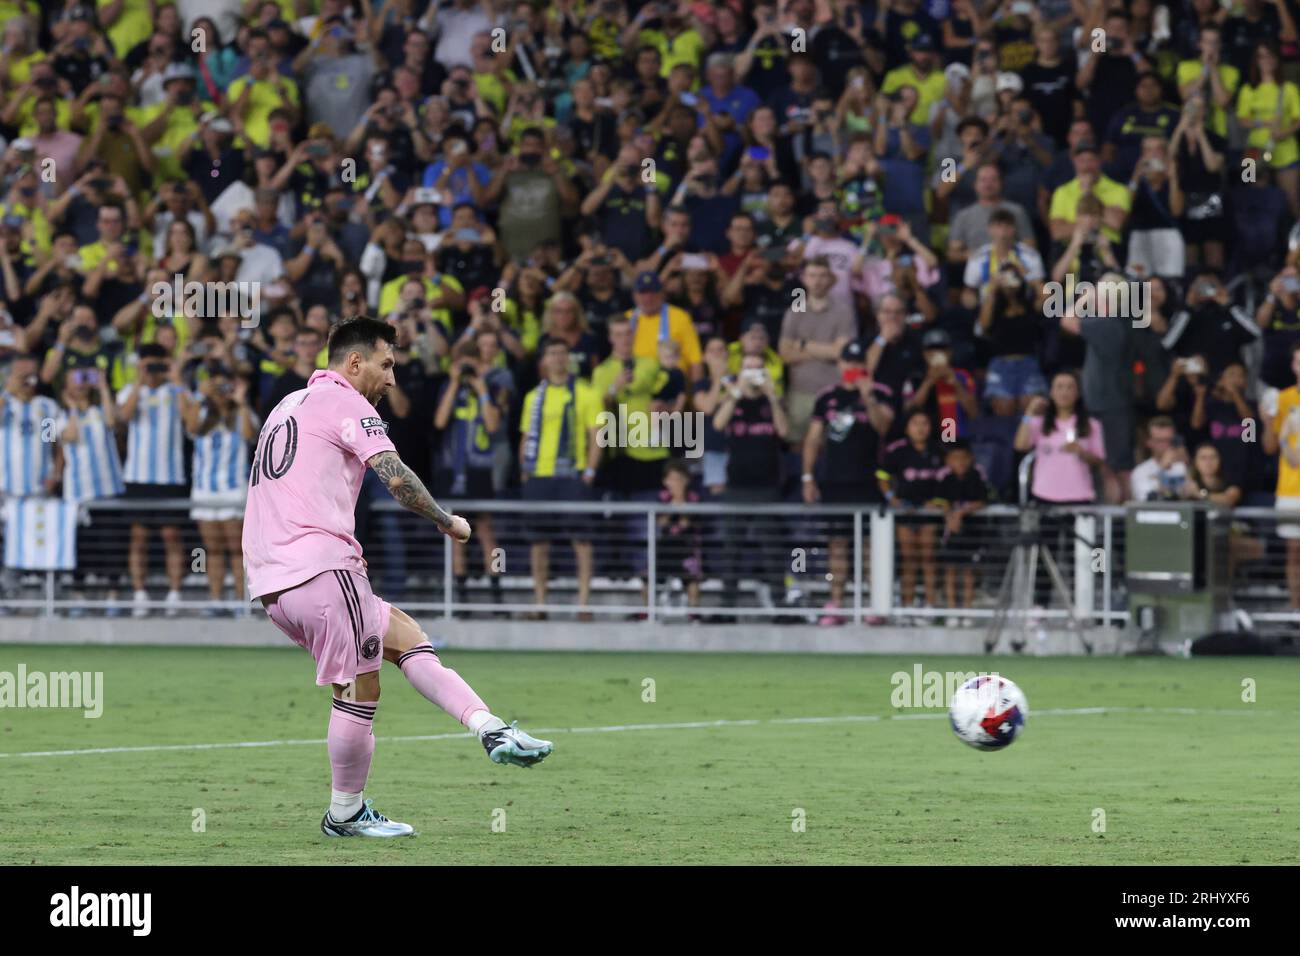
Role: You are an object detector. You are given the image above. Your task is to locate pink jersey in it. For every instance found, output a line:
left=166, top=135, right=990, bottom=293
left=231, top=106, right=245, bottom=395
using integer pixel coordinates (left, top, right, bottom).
left=242, top=369, right=395, bottom=600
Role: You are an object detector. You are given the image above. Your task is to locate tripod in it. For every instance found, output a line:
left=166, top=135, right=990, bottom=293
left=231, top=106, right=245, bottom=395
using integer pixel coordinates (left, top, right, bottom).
left=984, top=507, right=1094, bottom=655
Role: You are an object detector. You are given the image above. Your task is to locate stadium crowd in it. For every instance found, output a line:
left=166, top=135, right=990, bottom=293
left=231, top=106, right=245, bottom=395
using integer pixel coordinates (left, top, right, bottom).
left=3, top=0, right=1300, bottom=621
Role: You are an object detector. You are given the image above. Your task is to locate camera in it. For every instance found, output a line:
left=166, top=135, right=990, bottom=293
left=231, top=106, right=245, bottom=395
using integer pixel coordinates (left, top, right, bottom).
left=459, top=362, right=476, bottom=379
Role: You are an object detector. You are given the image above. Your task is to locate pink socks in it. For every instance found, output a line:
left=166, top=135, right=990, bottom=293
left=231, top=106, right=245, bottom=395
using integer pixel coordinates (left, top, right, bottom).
left=396, top=643, right=489, bottom=727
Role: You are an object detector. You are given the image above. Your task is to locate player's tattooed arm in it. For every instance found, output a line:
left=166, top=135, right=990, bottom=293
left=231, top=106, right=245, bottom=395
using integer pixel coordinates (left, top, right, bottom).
left=367, top=451, right=454, bottom=530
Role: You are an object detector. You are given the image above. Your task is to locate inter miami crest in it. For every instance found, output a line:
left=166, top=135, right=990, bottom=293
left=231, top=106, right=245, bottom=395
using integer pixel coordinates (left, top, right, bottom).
left=361, top=636, right=381, bottom=660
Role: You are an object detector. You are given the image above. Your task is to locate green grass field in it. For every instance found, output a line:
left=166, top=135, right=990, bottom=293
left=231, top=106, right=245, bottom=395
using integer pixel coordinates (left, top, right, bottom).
left=2, top=644, right=1297, bottom=865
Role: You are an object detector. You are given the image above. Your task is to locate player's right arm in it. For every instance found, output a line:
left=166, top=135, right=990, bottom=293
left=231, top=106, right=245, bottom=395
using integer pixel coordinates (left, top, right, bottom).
left=367, top=450, right=470, bottom=542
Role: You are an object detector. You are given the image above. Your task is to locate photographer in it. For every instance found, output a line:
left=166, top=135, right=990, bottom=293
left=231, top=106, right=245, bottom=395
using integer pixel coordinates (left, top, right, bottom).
left=1124, top=135, right=1185, bottom=280
left=1014, top=371, right=1107, bottom=607
left=435, top=203, right=501, bottom=293
left=579, top=144, right=662, bottom=263
left=902, top=328, right=979, bottom=438
left=284, top=208, right=349, bottom=311
left=714, top=352, right=789, bottom=618
left=116, top=344, right=189, bottom=618
left=1048, top=196, right=1118, bottom=286
left=1258, top=258, right=1300, bottom=388
left=975, top=260, right=1047, bottom=417
left=434, top=340, right=504, bottom=611
left=1161, top=270, right=1260, bottom=378
left=182, top=365, right=257, bottom=615
left=1129, top=417, right=1190, bottom=502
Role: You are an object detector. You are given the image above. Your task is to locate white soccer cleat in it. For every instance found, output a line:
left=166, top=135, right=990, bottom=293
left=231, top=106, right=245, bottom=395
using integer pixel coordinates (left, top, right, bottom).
left=320, top=799, right=415, bottom=838
left=481, top=721, right=554, bottom=768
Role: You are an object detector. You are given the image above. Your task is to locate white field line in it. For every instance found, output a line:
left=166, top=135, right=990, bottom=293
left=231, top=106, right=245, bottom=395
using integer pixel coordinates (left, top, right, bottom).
left=0, top=707, right=1269, bottom=760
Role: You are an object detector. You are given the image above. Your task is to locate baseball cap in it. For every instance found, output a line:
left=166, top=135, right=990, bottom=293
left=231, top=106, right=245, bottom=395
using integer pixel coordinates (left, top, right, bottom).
left=65, top=6, right=92, bottom=22
left=943, top=62, right=971, bottom=84
left=841, top=339, right=866, bottom=363
left=995, top=71, right=1023, bottom=94
left=908, top=33, right=936, bottom=52
left=162, top=62, right=196, bottom=85
left=922, top=328, right=952, bottom=350
left=633, top=271, right=662, bottom=293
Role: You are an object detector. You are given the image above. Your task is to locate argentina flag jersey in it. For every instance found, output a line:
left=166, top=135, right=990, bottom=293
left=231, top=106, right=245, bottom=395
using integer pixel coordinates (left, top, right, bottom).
left=0, top=392, right=60, bottom=496
left=118, top=382, right=187, bottom=485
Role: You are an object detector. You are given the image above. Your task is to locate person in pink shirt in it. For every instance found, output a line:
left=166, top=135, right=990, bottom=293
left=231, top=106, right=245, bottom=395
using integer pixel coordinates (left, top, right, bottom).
left=854, top=214, right=941, bottom=309
left=243, top=316, right=553, bottom=839
left=1013, top=370, right=1106, bottom=610
left=1013, top=371, right=1106, bottom=504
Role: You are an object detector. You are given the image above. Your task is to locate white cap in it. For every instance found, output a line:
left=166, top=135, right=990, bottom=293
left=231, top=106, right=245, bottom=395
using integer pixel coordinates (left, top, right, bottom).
left=995, top=72, right=1024, bottom=94
left=943, top=62, right=971, bottom=84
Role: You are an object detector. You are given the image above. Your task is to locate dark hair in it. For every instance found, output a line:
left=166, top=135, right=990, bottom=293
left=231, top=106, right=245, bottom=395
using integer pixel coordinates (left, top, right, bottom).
left=944, top=439, right=973, bottom=457
left=1042, top=370, right=1092, bottom=439
left=1249, top=39, right=1282, bottom=87
left=663, top=459, right=691, bottom=480
left=138, top=343, right=169, bottom=360
left=989, top=207, right=1016, bottom=227
left=327, top=315, right=396, bottom=364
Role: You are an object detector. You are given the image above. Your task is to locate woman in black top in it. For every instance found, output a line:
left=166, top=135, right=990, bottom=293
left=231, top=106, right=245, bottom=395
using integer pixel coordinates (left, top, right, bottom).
left=1170, top=97, right=1227, bottom=272
left=878, top=409, right=944, bottom=617
left=976, top=262, right=1049, bottom=417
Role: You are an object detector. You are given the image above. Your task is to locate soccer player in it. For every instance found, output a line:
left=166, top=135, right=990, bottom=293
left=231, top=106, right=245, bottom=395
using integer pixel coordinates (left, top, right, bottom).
left=242, top=316, right=552, bottom=838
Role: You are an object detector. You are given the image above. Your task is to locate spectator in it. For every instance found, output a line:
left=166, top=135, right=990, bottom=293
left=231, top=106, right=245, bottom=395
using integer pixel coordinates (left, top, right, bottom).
left=182, top=364, right=256, bottom=615
left=778, top=256, right=856, bottom=443
left=902, top=328, right=980, bottom=439
left=117, top=343, right=191, bottom=617
left=519, top=339, right=602, bottom=618
left=624, top=269, right=702, bottom=380
left=800, top=338, right=894, bottom=623
left=1162, top=270, right=1260, bottom=377
left=1237, top=40, right=1300, bottom=218
left=713, top=349, right=789, bottom=618
left=935, top=440, right=989, bottom=625
left=878, top=407, right=941, bottom=621
left=1014, top=370, right=1106, bottom=611
left=1060, top=274, right=1138, bottom=502
left=1130, top=416, right=1190, bottom=502
left=655, top=459, right=702, bottom=613
left=976, top=261, right=1048, bottom=417
left=435, top=338, right=504, bottom=611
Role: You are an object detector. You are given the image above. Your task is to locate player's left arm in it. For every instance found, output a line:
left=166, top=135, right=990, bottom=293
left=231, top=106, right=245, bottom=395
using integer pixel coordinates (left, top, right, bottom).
left=367, top=450, right=470, bottom=542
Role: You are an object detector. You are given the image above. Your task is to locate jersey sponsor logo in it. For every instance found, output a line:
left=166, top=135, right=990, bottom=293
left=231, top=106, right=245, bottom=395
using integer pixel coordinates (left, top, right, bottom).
left=360, top=415, right=389, bottom=437
left=361, top=636, right=381, bottom=660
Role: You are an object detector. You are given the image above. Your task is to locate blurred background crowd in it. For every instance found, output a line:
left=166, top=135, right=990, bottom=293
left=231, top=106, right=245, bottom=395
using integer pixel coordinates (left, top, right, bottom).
left=4, top=0, right=1300, bottom=621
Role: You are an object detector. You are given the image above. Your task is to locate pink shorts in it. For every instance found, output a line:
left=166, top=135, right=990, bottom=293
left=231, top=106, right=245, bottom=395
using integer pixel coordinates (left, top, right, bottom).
left=264, top=569, right=392, bottom=686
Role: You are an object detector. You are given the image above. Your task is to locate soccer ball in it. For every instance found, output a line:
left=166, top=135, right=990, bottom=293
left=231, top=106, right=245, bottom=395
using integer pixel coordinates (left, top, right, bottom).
left=948, top=675, right=1028, bottom=751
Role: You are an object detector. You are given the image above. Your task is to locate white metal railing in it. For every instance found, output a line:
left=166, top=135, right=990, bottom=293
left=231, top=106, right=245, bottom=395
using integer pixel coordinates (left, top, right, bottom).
left=0, top=499, right=1294, bottom=624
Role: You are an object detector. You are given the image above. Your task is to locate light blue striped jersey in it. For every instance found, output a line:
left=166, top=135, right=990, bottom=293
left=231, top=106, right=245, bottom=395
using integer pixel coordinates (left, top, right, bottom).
left=117, top=382, right=187, bottom=486
left=0, top=392, right=60, bottom=496
left=188, top=401, right=255, bottom=494
left=56, top=404, right=126, bottom=503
